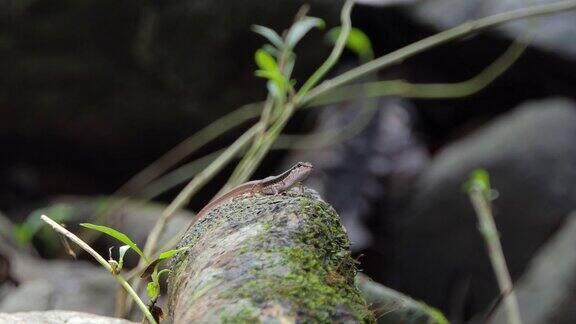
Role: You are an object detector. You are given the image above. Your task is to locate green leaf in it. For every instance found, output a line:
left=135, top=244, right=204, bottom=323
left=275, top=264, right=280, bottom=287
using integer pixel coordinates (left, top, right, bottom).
left=80, top=223, right=148, bottom=262
left=158, top=247, right=187, bottom=261
left=255, top=49, right=278, bottom=72
left=286, top=17, right=325, bottom=48
left=146, top=281, right=160, bottom=301
left=255, top=70, right=288, bottom=96
left=326, top=27, right=373, bottom=59
left=251, top=25, right=284, bottom=49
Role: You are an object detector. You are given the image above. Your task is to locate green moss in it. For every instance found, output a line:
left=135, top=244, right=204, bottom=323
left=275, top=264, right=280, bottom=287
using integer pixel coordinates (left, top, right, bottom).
left=227, top=198, right=374, bottom=323
left=221, top=304, right=261, bottom=324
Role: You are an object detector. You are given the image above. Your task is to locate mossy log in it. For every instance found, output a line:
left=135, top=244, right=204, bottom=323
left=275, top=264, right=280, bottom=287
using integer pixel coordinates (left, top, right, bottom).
left=167, top=187, right=374, bottom=323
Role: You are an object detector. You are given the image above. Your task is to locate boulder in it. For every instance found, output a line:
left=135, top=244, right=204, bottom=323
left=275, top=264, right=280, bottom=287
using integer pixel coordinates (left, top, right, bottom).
left=391, top=98, right=576, bottom=317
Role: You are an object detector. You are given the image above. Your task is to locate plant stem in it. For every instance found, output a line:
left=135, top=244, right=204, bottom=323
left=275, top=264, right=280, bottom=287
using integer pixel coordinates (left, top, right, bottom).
left=78, top=102, right=262, bottom=249
left=468, top=192, right=522, bottom=324
left=40, top=215, right=157, bottom=324
left=301, top=0, right=576, bottom=105
left=221, top=0, right=355, bottom=189
left=309, top=34, right=531, bottom=105
left=294, top=0, right=354, bottom=102
left=140, top=123, right=263, bottom=260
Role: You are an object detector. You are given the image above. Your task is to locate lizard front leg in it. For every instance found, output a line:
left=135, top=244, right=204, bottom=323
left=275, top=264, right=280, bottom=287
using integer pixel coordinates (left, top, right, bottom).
left=297, top=182, right=304, bottom=194
left=250, top=183, right=263, bottom=196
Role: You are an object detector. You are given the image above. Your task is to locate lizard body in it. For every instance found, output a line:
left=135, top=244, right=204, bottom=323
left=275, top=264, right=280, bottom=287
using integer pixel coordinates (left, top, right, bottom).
left=187, top=162, right=313, bottom=229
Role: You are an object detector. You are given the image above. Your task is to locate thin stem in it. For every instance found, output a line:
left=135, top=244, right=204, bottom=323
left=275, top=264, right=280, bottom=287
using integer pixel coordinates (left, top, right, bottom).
left=40, top=215, right=157, bottom=324
left=140, top=123, right=262, bottom=261
left=302, top=0, right=576, bottom=105
left=124, top=123, right=262, bottom=314
left=222, top=0, right=355, bottom=189
left=309, top=34, right=531, bottom=105
left=294, top=0, right=354, bottom=102
left=114, top=34, right=526, bottom=198
left=468, top=192, right=522, bottom=324
left=119, top=102, right=262, bottom=194
left=138, top=150, right=224, bottom=200
left=78, top=102, right=261, bottom=248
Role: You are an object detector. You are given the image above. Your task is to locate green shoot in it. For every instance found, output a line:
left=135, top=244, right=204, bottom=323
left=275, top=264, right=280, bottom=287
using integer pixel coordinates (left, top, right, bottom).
left=465, top=171, right=522, bottom=324
left=40, top=215, right=157, bottom=324
left=146, top=268, right=171, bottom=302
left=254, top=49, right=290, bottom=98
left=80, top=223, right=148, bottom=262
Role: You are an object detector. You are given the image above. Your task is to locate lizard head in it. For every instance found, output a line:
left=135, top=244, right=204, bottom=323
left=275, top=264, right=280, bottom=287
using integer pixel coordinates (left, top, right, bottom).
left=293, top=162, right=314, bottom=179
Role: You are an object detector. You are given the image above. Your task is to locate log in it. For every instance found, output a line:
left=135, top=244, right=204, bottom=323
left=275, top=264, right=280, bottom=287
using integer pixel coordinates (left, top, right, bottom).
left=167, top=187, right=374, bottom=323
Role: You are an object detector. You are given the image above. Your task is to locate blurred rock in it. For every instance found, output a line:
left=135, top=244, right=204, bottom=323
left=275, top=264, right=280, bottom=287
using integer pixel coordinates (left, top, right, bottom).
left=0, top=280, right=53, bottom=312
left=489, top=212, right=576, bottom=324
left=5, top=256, right=117, bottom=316
left=289, top=97, right=429, bottom=251
left=391, top=98, right=576, bottom=319
left=404, top=0, right=576, bottom=60
left=0, top=310, right=136, bottom=324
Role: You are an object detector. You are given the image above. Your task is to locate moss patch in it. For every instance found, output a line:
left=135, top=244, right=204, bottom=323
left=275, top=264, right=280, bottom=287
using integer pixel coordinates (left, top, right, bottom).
left=226, top=198, right=374, bottom=323
left=221, top=304, right=261, bottom=324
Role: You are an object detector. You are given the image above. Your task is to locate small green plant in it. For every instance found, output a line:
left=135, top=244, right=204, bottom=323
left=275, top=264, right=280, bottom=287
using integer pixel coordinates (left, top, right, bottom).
left=79, top=222, right=187, bottom=312
left=80, top=223, right=149, bottom=262
left=465, top=170, right=522, bottom=324
left=39, top=215, right=188, bottom=324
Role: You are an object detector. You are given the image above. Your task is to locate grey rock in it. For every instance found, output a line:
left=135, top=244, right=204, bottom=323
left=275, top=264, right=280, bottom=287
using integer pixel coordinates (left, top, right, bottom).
left=405, top=0, right=576, bottom=59
left=8, top=257, right=117, bottom=316
left=0, top=310, right=136, bottom=324
left=0, top=280, right=53, bottom=312
left=289, top=96, right=428, bottom=251
left=393, top=98, right=576, bottom=317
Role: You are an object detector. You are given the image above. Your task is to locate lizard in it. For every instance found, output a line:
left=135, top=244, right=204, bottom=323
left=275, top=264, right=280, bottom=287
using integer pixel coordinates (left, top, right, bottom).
left=187, top=161, right=314, bottom=229
left=140, top=162, right=314, bottom=280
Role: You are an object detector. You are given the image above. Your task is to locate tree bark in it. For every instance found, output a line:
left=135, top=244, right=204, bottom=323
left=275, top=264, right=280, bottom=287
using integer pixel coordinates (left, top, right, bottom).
left=167, top=187, right=374, bottom=323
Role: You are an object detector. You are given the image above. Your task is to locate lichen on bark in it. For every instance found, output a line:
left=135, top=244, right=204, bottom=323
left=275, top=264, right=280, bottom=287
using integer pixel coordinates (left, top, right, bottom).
left=167, top=188, right=374, bottom=323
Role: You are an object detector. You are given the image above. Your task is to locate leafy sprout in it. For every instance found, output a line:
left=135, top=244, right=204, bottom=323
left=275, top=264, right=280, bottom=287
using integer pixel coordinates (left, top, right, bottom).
left=252, top=14, right=325, bottom=100
left=80, top=223, right=148, bottom=262
left=464, top=169, right=492, bottom=200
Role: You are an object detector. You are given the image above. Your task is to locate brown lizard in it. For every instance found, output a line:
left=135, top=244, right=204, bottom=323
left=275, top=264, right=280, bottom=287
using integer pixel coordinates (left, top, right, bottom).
left=187, top=162, right=314, bottom=229
left=140, top=162, right=314, bottom=280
